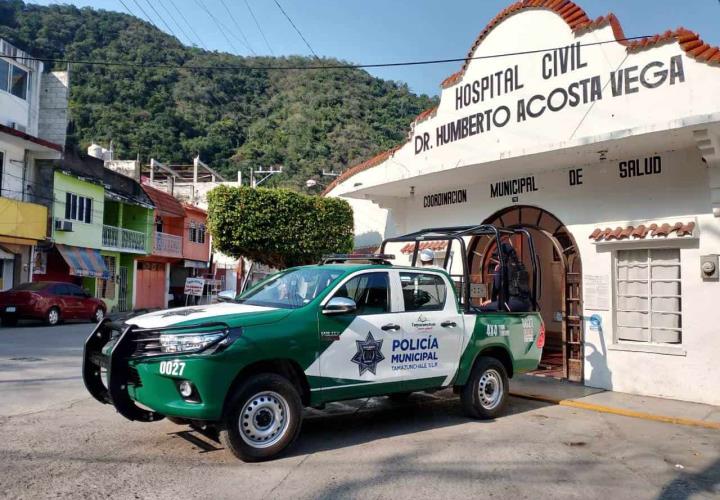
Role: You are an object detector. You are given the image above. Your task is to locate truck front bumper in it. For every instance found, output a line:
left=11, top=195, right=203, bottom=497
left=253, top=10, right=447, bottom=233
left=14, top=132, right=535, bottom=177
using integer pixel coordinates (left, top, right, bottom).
left=82, top=319, right=241, bottom=423
left=82, top=319, right=164, bottom=422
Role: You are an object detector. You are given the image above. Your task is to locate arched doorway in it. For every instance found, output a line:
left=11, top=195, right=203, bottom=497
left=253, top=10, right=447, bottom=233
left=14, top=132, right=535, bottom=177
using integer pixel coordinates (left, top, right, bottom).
left=468, top=206, right=584, bottom=382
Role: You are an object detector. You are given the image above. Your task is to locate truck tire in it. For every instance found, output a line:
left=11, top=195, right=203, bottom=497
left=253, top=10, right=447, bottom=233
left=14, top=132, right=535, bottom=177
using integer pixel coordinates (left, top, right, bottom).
left=460, top=356, right=509, bottom=419
left=219, top=373, right=302, bottom=462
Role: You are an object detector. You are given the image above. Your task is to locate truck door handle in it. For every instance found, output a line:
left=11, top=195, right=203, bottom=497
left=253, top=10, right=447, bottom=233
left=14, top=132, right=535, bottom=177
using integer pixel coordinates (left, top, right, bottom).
left=381, top=323, right=401, bottom=331
left=441, top=321, right=457, bottom=328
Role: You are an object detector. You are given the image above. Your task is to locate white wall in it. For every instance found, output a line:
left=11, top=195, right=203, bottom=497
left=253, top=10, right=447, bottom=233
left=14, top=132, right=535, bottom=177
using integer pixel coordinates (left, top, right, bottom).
left=0, top=140, right=26, bottom=201
left=337, top=146, right=720, bottom=405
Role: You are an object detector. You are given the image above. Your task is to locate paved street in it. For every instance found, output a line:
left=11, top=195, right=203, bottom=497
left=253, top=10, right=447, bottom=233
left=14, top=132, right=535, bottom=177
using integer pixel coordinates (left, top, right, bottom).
left=1, top=323, right=719, bottom=500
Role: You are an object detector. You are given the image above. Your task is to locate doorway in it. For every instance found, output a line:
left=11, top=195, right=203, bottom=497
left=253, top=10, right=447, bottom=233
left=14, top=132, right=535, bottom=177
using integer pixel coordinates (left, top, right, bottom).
left=468, top=206, right=583, bottom=382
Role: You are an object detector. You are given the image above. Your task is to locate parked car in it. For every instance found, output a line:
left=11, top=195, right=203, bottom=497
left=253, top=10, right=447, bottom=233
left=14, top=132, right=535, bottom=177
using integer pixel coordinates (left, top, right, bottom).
left=0, top=281, right=106, bottom=326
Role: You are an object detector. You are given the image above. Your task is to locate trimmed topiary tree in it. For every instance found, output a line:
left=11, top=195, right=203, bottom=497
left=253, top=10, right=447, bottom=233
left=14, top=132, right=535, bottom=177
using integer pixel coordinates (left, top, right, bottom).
left=207, top=185, right=354, bottom=268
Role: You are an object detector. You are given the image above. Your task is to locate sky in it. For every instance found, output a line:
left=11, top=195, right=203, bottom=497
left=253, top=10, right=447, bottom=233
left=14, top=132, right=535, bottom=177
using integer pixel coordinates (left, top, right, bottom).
left=32, top=0, right=720, bottom=97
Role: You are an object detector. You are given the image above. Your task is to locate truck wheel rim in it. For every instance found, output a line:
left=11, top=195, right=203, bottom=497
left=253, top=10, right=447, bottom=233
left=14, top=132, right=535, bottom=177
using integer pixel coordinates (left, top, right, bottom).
left=478, top=369, right=503, bottom=410
left=49, top=310, right=59, bottom=324
left=238, top=391, right=290, bottom=448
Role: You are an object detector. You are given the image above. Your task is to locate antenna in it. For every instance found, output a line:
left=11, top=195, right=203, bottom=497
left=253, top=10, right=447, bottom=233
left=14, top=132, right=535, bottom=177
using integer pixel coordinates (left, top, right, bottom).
left=250, top=166, right=283, bottom=188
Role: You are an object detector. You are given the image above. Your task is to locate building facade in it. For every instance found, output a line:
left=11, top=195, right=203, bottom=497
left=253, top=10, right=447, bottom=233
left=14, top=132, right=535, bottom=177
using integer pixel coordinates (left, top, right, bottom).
left=33, top=153, right=154, bottom=313
left=0, top=39, right=67, bottom=290
left=326, top=1, right=720, bottom=405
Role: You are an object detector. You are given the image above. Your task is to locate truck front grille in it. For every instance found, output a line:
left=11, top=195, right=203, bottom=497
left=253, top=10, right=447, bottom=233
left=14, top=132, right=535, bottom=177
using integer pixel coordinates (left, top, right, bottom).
left=127, top=366, right=142, bottom=387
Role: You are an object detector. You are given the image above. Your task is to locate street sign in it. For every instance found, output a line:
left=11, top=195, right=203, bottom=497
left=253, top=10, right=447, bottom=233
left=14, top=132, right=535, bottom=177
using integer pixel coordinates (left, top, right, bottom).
left=184, top=277, right=205, bottom=296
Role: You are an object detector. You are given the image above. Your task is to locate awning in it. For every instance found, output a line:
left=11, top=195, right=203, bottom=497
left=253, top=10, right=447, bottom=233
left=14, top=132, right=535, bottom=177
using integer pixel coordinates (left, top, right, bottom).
left=56, top=244, right=110, bottom=279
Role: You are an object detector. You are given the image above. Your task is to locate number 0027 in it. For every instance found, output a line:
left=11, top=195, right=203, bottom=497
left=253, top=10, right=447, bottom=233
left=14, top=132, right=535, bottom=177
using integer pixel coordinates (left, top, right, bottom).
left=159, top=360, right=185, bottom=376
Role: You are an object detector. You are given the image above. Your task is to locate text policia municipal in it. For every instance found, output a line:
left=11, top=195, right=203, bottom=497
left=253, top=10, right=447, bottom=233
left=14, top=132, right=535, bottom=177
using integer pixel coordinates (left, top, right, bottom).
left=414, top=43, right=686, bottom=154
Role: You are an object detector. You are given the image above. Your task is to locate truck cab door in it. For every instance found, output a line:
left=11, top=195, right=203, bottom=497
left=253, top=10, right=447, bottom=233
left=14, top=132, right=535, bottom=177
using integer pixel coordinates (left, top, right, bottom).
left=395, top=271, right=464, bottom=389
left=311, top=270, right=406, bottom=397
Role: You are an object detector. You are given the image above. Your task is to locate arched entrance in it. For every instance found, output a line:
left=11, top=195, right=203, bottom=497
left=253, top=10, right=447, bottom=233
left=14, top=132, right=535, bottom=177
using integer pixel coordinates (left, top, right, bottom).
left=468, top=206, right=584, bottom=382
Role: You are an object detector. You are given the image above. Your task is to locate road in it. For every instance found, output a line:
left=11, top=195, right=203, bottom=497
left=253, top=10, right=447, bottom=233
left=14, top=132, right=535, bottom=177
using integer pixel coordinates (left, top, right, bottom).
left=1, top=322, right=718, bottom=499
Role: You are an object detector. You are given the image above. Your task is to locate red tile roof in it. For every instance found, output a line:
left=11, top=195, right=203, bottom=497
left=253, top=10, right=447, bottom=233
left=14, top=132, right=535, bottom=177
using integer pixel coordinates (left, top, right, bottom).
left=141, top=184, right=186, bottom=218
left=183, top=203, right=208, bottom=216
left=0, top=123, right=63, bottom=152
left=322, top=144, right=404, bottom=195
left=353, top=245, right=380, bottom=254
left=589, top=222, right=696, bottom=242
left=442, top=0, right=720, bottom=89
left=324, top=0, right=720, bottom=195
left=400, top=240, right=449, bottom=254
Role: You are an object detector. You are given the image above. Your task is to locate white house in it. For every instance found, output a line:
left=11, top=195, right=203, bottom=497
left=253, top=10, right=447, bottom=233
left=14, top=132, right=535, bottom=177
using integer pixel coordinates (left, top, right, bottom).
left=0, top=39, right=67, bottom=290
left=325, top=0, right=720, bottom=406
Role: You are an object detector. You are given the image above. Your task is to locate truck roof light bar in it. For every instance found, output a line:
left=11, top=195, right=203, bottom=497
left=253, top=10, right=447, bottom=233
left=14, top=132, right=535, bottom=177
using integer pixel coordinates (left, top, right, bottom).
left=319, top=253, right=396, bottom=265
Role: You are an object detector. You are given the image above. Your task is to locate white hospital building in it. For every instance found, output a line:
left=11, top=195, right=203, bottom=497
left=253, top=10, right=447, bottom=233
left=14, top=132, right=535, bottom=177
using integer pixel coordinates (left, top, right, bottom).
left=325, top=1, right=720, bottom=405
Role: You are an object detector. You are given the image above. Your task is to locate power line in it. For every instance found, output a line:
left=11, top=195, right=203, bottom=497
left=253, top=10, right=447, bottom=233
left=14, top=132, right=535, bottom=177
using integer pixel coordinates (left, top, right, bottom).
left=191, top=0, right=244, bottom=54
left=219, top=0, right=257, bottom=56
left=156, top=0, right=195, bottom=46
left=116, top=0, right=137, bottom=18
left=142, top=0, right=179, bottom=40
left=273, top=0, right=317, bottom=58
left=130, top=0, right=158, bottom=27
left=168, top=0, right=208, bottom=50
left=244, top=0, right=274, bottom=56
left=8, top=36, right=653, bottom=72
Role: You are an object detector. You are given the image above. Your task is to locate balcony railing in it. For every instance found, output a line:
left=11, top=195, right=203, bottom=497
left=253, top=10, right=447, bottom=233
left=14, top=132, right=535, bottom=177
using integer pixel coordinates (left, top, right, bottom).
left=153, top=231, right=182, bottom=257
left=102, top=225, right=147, bottom=253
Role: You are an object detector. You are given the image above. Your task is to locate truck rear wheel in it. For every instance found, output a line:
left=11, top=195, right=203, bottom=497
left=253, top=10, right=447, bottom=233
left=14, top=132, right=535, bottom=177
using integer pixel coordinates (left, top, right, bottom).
left=219, top=373, right=302, bottom=462
left=461, top=356, right=509, bottom=419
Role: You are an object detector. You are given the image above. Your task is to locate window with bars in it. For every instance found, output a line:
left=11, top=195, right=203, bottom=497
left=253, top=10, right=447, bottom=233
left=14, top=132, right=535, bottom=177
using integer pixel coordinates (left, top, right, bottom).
left=614, top=248, right=682, bottom=344
left=198, top=224, right=206, bottom=244
left=189, top=221, right=197, bottom=242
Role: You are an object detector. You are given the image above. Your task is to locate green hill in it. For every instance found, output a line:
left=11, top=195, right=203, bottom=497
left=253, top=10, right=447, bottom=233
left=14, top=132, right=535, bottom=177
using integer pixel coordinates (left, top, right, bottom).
left=0, top=0, right=436, bottom=189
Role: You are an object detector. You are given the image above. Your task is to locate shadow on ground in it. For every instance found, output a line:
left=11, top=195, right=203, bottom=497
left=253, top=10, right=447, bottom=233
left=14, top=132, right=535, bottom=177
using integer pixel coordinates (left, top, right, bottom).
left=657, top=457, right=720, bottom=499
left=170, top=391, right=551, bottom=458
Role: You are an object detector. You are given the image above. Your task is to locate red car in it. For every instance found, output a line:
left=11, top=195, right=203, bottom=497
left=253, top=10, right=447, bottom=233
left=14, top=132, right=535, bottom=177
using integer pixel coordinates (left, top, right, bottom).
left=0, top=282, right=106, bottom=326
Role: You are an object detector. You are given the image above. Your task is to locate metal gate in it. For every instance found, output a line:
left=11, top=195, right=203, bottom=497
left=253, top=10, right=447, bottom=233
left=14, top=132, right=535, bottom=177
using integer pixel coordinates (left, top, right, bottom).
left=118, top=266, right=129, bottom=312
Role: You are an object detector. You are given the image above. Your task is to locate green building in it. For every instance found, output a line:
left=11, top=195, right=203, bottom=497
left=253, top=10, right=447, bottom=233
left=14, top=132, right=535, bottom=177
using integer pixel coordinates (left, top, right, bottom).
left=33, top=153, right=154, bottom=312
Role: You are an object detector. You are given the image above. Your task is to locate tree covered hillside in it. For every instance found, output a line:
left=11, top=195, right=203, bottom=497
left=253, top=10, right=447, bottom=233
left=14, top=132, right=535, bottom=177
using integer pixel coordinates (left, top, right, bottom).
left=0, top=0, right=436, bottom=189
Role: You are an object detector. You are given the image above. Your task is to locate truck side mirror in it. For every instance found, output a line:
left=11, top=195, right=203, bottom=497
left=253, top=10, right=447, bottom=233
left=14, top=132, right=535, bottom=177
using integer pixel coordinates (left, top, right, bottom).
left=322, top=297, right=357, bottom=315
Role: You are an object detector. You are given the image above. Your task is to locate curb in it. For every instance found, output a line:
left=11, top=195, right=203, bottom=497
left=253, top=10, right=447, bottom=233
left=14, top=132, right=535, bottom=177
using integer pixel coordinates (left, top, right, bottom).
left=510, top=392, right=720, bottom=430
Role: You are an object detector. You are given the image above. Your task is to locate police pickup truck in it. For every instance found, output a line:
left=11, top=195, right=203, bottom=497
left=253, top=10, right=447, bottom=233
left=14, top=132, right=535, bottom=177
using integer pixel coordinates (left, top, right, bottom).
left=83, top=225, right=544, bottom=462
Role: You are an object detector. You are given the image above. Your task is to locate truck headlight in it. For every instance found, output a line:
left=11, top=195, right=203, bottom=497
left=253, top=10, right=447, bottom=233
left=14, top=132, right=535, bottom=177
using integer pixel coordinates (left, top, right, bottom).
left=159, top=332, right=226, bottom=353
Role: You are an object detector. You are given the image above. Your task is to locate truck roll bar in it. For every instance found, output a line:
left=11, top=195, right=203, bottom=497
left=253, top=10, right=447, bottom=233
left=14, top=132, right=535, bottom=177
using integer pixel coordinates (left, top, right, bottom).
left=380, top=224, right=539, bottom=314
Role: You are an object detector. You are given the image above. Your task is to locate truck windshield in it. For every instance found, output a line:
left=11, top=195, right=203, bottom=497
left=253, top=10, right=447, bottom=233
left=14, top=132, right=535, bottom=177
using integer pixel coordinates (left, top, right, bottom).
left=238, top=268, right=343, bottom=309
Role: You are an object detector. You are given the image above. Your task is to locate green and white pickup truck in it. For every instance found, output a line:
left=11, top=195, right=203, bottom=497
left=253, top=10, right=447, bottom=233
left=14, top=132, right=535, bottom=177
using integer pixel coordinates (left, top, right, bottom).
left=83, top=225, right=545, bottom=462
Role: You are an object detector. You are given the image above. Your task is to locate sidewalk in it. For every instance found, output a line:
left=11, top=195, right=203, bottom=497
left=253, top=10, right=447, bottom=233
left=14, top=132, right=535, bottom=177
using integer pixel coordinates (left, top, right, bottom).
left=510, top=374, right=720, bottom=430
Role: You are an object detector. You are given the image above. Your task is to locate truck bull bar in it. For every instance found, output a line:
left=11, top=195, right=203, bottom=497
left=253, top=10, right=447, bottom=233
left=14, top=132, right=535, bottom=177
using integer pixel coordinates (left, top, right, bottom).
left=82, top=319, right=164, bottom=423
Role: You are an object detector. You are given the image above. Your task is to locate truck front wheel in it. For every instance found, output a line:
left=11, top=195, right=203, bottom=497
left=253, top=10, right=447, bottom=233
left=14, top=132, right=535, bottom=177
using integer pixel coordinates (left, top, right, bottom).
left=460, top=357, right=509, bottom=419
left=219, top=373, right=303, bottom=462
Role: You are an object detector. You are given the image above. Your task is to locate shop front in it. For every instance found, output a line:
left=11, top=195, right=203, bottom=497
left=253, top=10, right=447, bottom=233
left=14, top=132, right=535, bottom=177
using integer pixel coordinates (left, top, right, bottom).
left=326, top=1, right=720, bottom=405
